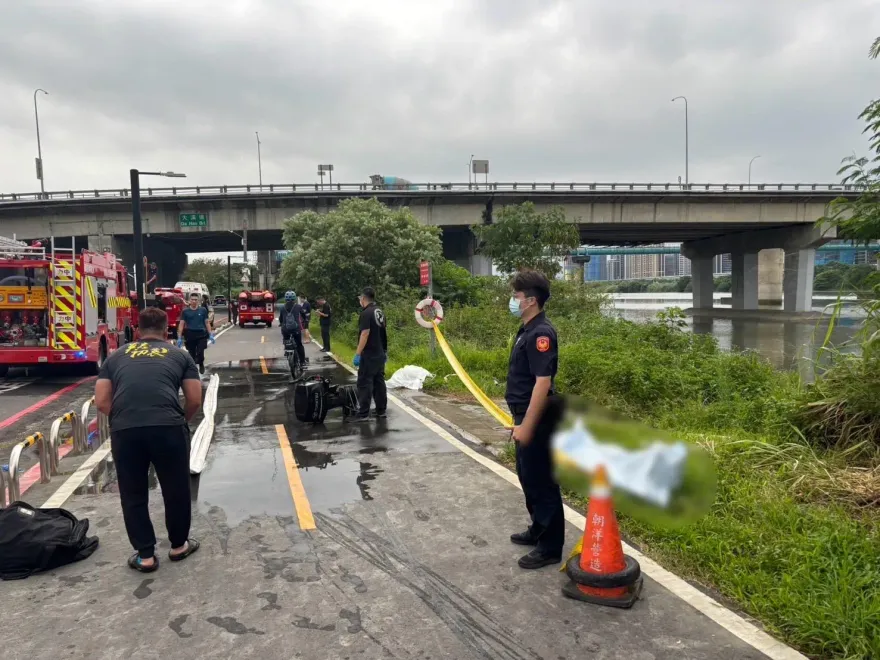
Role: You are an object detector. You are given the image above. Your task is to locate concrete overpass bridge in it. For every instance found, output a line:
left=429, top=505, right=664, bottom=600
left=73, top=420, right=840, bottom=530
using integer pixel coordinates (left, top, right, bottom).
left=0, top=181, right=856, bottom=311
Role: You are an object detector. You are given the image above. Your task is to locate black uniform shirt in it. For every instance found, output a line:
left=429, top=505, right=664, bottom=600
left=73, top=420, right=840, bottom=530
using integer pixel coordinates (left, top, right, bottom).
left=98, top=340, right=199, bottom=433
left=318, top=302, right=332, bottom=327
left=504, top=311, right=558, bottom=406
left=358, top=302, right=387, bottom=357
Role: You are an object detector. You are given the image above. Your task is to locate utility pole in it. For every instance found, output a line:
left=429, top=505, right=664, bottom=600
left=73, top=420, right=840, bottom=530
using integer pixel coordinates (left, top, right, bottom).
left=256, top=131, right=262, bottom=190
left=671, top=96, right=689, bottom=189
left=34, top=89, right=48, bottom=197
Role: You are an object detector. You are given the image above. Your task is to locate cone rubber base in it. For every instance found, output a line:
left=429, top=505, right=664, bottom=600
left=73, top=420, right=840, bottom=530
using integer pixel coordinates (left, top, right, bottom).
left=561, top=575, right=643, bottom=609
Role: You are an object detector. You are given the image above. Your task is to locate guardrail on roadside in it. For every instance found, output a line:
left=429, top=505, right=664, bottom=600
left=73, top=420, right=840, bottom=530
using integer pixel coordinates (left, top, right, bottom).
left=4, top=406, right=110, bottom=506
left=0, top=181, right=864, bottom=203
left=6, top=432, right=47, bottom=503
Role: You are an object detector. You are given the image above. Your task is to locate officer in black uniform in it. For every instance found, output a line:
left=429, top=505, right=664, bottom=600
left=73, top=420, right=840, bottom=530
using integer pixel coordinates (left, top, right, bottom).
left=505, top=270, right=564, bottom=569
left=352, top=287, right=388, bottom=422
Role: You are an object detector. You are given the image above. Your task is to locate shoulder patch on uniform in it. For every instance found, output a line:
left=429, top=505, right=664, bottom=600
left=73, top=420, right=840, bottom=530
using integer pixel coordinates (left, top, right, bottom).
left=536, top=336, right=551, bottom=352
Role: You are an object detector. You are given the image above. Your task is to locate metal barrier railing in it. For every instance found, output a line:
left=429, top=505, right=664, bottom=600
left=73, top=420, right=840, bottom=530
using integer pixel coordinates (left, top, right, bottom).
left=47, top=411, right=78, bottom=476
left=78, top=396, right=109, bottom=452
left=7, top=432, right=47, bottom=502
left=4, top=405, right=111, bottom=505
left=0, top=181, right=865, bottom=203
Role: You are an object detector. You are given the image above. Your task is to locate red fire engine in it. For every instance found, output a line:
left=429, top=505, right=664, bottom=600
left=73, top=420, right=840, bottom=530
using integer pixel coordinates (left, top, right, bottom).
left=153, top=287, right=186, bottom=338
left=0, top=236, right=136, bottom=376
left=238, top=290, right=276, bottom=328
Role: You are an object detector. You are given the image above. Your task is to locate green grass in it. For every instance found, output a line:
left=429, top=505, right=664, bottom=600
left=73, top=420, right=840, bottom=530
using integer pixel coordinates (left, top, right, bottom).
left=318, top=288, right=880, bottom=659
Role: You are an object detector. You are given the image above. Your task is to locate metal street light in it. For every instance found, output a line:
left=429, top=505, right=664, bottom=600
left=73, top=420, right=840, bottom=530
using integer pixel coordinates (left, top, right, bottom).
left=130, top=169, right=187, bottom=310
left=256, top=132, right=262, bottom=190
left=33, top=89, right=48, bottom=197
left=468, top=154, right=474, bottom=185
left=671, top=96, right=689, bottom=189
left=748, top=155, right=761, bottom=189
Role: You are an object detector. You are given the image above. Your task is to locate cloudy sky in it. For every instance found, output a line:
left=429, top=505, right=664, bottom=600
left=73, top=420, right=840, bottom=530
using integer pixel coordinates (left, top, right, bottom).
left=1, top=0, right=879, bottom=195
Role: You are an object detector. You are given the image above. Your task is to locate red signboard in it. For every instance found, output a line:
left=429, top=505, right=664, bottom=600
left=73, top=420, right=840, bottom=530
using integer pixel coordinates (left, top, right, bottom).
left=419, top=261, right=431, bottom=287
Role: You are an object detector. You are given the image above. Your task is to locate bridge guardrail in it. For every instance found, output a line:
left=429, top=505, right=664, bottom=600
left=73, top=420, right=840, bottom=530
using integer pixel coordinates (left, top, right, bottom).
left=6, top=432, right=47, bottom=503
left=0, top=181, right=864, bottom=203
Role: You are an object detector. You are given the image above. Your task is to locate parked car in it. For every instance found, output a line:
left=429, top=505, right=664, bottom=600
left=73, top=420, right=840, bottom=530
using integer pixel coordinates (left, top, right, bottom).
left=213, top=295, right=227, bottom=307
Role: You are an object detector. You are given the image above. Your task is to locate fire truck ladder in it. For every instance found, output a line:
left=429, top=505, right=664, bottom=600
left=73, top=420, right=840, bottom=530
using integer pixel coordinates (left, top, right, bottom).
left=49, top=238, right=80, bottom=351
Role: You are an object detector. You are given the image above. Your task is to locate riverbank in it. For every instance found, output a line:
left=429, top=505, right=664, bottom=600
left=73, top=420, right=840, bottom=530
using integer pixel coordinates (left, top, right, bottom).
left=321, top=283, right=879, bottom=659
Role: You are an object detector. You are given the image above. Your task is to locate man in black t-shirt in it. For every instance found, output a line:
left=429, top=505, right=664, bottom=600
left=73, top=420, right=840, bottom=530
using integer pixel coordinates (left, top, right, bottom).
left=95, top=307, right=203, bottom=573
left=315, top=295, right=332, bottom=353
left=352, top=287, right=388, bottom=421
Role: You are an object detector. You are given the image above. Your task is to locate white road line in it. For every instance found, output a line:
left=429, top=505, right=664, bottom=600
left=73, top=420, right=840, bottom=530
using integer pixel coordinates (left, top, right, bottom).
left=41, top=444, right=112, bottom=508
left=333, top=352, right=806, bottom=660
left=0, top=378, right=37, bottom=395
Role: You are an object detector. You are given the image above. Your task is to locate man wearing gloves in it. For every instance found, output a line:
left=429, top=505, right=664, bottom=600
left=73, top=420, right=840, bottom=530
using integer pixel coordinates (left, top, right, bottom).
left=505, top=270, right=564, bottom=569
left=176, top=292, right=215, bottom=375
left=352, top=287, right=387, bottom=422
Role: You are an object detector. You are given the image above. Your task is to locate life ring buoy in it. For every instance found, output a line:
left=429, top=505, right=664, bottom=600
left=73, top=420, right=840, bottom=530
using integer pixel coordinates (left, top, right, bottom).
left=415, top=298, right=444, bottom=329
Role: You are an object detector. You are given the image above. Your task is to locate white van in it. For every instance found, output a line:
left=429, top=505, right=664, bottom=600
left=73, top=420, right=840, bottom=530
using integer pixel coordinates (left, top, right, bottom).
left=174, top=281, right=210, bottom=301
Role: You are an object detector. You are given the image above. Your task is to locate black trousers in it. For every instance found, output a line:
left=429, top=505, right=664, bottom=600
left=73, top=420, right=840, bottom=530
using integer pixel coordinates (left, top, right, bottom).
left=183, top=331, right=208, bottom=367
left=511, top=405, right=565, bottom=556
left=320, top=324, right=331, bottom=352
left=357, top=353, right=387, bottom=415
left=282, top=330, right=306, bottom=364
left=111, top=424, right=192, bottom=559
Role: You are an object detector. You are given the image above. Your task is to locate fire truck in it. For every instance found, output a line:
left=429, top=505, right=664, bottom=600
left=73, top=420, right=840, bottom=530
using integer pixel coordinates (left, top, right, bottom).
left=153, top=287, right=186, bottom=339
left=0, top=236, right=136, bottom=376
left=237, top=290, right=276, bottom=328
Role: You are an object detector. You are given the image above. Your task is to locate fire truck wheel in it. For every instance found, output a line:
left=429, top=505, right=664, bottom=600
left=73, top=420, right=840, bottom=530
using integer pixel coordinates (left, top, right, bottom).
left=239, top=321, right=245, bottom=328
left=0, top=365, right=8, bottom=378
left=266, top=321, right=273, bottom=328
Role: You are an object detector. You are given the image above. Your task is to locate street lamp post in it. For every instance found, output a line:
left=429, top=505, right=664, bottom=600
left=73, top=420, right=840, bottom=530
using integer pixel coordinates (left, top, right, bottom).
left=468, top=154, right=474, bottom=186
left=33, top=89, right=48, bottom=197
left=130, top=169, right=186, bottom=310
left=671, top=96, right=689, bottom=189
left=256, top=132, right=262, bottom=190
left=748, top=155, right=761, bottom=189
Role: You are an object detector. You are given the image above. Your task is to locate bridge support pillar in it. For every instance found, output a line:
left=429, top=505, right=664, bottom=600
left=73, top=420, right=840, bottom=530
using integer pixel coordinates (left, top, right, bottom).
left=691, top=255, right=715, bottom=309
left=758, top=249, right=784, bottom=305
left=469, top=253, right=492, bottom=276
left=783, top=248, right=816, bottom=312
left=731, top=252, right=759, bottom=310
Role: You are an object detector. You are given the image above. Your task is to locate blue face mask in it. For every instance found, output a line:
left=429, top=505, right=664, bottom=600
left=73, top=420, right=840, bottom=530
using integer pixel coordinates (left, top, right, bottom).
left=508, top=296, right=523, bottom=317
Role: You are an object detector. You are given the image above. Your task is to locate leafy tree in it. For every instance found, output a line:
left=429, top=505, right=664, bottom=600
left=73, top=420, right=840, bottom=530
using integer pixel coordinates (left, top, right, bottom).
left=181, top=258, right=259, bottom=298
left=826, top=39, right=880, bottom=242
left=472, top=202, right=580, bottom=278
left=277, top=198, right=442, bottom=313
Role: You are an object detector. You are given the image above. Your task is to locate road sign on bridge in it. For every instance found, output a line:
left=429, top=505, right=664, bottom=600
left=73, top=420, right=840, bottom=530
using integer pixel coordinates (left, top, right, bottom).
left=179, top=212, right=208, bottom=228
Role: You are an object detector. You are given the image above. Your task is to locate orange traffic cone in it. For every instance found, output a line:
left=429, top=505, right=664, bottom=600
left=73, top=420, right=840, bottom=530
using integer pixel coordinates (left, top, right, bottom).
left=561, top=465, right=643, bottom=608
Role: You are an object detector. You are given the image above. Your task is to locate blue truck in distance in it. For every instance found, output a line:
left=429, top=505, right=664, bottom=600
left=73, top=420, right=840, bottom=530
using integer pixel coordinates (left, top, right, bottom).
left=369, top=175, right=418, bottom=190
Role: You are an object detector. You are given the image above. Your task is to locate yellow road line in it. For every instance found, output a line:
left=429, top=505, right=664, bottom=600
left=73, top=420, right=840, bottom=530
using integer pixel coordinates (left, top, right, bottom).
left=275, top=424, right=316, bottom=530
left=261, top=335, right=265, bottom=344
left=260, top=356, right=269, bottom=374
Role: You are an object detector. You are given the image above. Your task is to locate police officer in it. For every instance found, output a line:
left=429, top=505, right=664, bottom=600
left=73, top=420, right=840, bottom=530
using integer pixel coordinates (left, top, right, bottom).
left=352, top=287, right=387, bottom=421
left=505, top=270, right=564, bottom=569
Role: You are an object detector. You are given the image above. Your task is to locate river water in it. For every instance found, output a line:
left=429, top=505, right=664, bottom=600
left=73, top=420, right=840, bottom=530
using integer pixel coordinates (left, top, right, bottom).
left=607, top=292, right=864, bottom=377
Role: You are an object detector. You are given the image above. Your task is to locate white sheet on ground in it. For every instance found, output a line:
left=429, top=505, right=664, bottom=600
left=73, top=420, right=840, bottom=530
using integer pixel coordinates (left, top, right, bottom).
left=385, top=365, right=434, bottom=390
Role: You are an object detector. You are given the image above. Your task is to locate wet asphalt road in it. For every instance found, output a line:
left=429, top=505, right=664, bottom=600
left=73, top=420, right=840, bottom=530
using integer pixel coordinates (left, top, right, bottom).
left=0, top=327, right=774, bottom=660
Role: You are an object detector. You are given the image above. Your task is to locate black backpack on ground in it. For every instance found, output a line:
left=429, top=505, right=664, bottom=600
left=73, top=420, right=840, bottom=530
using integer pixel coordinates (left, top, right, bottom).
left=0, top=501, right=99, bottom=580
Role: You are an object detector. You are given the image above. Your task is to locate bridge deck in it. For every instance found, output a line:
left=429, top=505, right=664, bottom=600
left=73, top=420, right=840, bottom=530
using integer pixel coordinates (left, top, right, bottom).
left=0, top=329, right=777, bottom=659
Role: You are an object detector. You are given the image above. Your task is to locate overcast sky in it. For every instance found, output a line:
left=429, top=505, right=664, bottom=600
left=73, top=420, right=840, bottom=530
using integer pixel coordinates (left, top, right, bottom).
left=1, top=0, right=879, bottom=195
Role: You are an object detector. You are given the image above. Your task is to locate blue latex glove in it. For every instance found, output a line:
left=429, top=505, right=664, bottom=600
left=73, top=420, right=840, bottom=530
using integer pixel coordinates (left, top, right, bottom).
left=176, top=337, right=183, bottom=348
left=353, top=354, right=361, bottom=368
left=209, top=333, right=216, bottom=345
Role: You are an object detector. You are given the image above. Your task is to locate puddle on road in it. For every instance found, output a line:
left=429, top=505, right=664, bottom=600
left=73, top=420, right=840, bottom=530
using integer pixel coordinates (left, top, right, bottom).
left=291, top=442, right=382, bottom=509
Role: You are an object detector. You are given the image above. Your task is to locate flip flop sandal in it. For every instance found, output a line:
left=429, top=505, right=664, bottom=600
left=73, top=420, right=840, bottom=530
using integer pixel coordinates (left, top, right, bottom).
left=169, top=538, right=200, bottom=562
left=128, top=554, right=159, bottom=573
